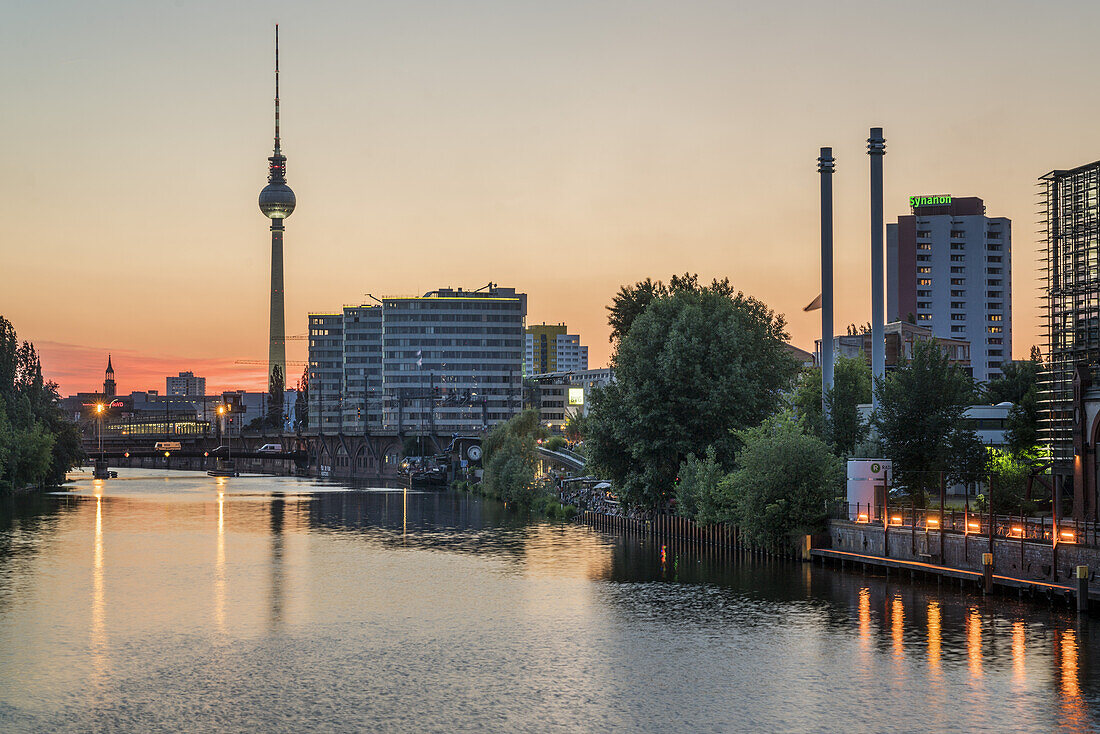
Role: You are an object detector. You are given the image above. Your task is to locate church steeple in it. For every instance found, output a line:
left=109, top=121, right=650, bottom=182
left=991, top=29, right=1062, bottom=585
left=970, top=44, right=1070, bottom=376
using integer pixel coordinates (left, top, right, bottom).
left=103, top=354, right=116, bottom=398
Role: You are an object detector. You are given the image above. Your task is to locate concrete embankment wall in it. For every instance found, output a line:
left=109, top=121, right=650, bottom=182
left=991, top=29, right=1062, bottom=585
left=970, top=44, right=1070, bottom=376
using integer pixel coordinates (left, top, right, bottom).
left=828, top=520, right=1100, bottom=588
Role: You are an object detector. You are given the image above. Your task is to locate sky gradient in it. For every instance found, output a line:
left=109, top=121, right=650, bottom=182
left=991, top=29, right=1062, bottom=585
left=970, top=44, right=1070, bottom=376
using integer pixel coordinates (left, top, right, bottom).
left=4, top=1, right=1100, bottom=395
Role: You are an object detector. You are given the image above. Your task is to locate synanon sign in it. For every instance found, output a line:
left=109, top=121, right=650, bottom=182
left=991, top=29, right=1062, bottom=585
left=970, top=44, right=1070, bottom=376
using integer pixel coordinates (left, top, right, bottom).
left=909, top=194, right=952, bottom=208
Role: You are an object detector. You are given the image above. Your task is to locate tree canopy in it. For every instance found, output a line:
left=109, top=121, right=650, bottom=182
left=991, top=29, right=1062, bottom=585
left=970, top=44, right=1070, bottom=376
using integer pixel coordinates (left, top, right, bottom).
left=588, top=275, right=798, bottom=508
left=791, top=353, right=872, bottom=457
left=0, top=316, right=83, bottom=490
left=874, top=339, right=985, bottom=504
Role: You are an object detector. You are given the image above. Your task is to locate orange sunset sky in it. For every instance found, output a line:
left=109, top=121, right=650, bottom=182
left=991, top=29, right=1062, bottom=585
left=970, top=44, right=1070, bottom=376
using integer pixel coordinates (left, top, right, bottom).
left=4, top=1, right=1100, bottom=395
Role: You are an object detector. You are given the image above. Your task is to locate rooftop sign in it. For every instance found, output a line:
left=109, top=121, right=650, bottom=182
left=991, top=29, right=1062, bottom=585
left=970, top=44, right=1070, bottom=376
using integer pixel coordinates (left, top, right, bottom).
left=910, top=194, right=952, bottom=208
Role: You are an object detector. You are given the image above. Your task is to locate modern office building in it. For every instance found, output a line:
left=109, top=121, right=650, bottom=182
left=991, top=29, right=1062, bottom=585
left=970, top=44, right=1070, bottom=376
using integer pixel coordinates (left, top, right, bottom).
left=307, top=312, right=345, bottom=431
left=887, top=196, right=1010, bottom=383
left=525, top=324, right=588, bottom=375
left=308, top=284, right=526, bottom=435
left=166, top=371, right=206, bottom=397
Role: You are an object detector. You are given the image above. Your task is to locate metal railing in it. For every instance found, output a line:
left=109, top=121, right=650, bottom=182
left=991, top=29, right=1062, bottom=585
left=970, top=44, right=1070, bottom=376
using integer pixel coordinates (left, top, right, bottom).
left=832, top=501, right=1095, bottom=548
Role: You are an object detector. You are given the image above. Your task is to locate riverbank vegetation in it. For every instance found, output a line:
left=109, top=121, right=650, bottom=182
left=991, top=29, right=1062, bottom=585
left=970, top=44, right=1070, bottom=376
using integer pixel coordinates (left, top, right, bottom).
left=0, top=316, right=83, bottom=491
left=587, top=274, right=798, bottom=509
left=471, top=409, right=576, bottom=518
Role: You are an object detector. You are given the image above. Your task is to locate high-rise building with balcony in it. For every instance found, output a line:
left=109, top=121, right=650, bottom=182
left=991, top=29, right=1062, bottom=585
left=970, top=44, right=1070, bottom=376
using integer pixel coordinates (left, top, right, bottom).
left=887, top=195, right=1010, bottom=383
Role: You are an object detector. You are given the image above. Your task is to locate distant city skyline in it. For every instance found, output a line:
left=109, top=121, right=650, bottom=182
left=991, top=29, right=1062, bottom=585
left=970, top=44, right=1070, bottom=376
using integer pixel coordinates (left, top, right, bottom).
left=6, top=1, right=1100, bottom=394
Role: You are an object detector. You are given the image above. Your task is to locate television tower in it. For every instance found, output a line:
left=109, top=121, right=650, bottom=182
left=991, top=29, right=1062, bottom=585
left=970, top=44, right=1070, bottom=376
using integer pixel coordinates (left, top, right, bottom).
left=258, top=24, right=295, bottom=401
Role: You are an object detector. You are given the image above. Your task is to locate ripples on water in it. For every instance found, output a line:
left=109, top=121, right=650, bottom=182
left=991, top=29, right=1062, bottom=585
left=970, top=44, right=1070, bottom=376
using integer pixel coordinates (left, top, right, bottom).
left=0, top=469, right=1096, bottom=732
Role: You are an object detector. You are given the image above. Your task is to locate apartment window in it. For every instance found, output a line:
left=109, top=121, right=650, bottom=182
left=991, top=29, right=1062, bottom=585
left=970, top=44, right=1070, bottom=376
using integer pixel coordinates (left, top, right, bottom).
left=951, top=289, right=966, bottom=297
left=988, top=291, right=1002, bottom=298
left=951, top=326, right=966, bottom=333
left=988, top=231, right=1003, bottom=239
left=988, top=337, right=1003, bottom=344
left=918, top=314, right=932, bottom=321
left=950, top=230, right=965, bottom=238
left=918, top=243, right=932, bottom=250
left=918, top=266, right=931, bottom=274
left=917, top=301, right=932, bottom=309
left=918, top=278, right=932, bottom=286
left=989, top=314, right=1002, bottom=321
left=988, top=326, right=1003, bottom=333
left=988, top=302, right=1002, bottom=310
left=988, top=255, right=1002, bottom=263
left=987, top=267, right=1002, bottom=274
left=917, top=290, right=932, bottom=297
left=989, top=361, right=1002, bottom=369
left=988, top=244, right=1003, bottom=251
left=917, top=254, right=931, bottom=262
left=989, top=349, right=1003, bottom=356
left=951, top=278, right=965, bottom=285
left=951, top=254, right=966, bottom=262
left=917, top=230, right=931, bottom=238
left=951, top=302, right=965, bottom=309
left=951, top=314, right=966, bottom=321
left=951, top=266, right=965, bottom=274
left=951, top=243, right=965, bottom=250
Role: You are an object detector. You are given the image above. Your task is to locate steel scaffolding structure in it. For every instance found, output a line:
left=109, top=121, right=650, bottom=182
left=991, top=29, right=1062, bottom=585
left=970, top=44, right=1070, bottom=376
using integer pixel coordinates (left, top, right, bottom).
left=1040, top=161, right=1100, bottom=468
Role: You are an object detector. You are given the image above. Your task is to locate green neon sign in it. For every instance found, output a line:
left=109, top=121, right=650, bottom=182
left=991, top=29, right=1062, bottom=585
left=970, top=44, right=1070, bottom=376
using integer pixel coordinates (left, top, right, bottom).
left=909, top=195, right=952, bottom=208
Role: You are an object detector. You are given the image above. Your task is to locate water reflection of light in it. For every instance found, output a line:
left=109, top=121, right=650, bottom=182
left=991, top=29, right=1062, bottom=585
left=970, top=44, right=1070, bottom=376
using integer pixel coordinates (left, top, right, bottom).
left=1012, top=621, right=1025, bottom=684
left=402, top=487, right=408, bottom=541
left=891, top=594, right=904, bottom=661
left=966, top=608, right=982, bottom=679
left=1056, top=628, right=1088, bottom=729
left=215, top=491, right=225, bottom=631
left=858, top=587, right=871, bottom=649
left=90, top=495, right=107, bottom=679
left=927, top=601, right=941, bottom=676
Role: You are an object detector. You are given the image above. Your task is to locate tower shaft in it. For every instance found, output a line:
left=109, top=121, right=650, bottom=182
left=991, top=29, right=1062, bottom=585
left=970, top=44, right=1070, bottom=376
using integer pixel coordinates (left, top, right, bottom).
left=269, top=221, right=286, bottom=399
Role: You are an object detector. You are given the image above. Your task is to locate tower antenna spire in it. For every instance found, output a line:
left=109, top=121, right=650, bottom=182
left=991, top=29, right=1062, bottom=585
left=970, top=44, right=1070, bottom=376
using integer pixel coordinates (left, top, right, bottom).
left=274, top=23, right=281, bottom=156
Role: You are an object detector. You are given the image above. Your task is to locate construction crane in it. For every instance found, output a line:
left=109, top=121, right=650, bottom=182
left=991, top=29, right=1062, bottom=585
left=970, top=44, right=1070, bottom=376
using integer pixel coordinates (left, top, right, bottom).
left=235, top=359, right=308, bottom=366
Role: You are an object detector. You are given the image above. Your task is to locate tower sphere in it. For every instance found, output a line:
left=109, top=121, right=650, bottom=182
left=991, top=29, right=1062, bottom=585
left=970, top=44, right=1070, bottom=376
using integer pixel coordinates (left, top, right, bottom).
left=259, top=183, right=296, bottom=219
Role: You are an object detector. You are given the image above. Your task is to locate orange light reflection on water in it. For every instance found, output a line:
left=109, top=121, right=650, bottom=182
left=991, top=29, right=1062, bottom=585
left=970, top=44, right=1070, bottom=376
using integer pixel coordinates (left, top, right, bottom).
left=927, top=601, right=941, bottom=677
left=1012, top=621, right=1025, bottom=685
left=891, top=594, right=904, bottom=661
left=967, top=608, right=982, bottom=679
left=858, top=587, right=871, bottom=650
left=1056, top=629, right=1088, bottom=730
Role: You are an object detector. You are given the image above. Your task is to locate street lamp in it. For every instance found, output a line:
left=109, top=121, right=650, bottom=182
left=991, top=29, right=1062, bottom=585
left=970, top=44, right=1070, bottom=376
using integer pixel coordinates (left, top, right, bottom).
left=95, top=403, right=105, bottom=455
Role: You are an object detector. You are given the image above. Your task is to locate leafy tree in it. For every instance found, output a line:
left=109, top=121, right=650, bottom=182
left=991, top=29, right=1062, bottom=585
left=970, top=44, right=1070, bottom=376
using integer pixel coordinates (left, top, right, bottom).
left=266, top=364, right=284, bottom=429
left=824, top=354, right=872, bottom=456
left=874, top=339, right=985, bottom=506
left=480, top=409, right=551, bottom=507
left=563, top=411, right=586, bottom=442
left=606, top=273, right=710, bottom=345
left=674, top=446, right=726, bottom=521
left=294, top=366, right=309, bottom=430
left=0, top=316, right=83, bottom=490
left=727, top=413, right=843, bottom=545
left=790, top=353, right=871, bottom=456
left=588, top=277, right=798, bottom=509
left=790, top=367, right=824, bottom=438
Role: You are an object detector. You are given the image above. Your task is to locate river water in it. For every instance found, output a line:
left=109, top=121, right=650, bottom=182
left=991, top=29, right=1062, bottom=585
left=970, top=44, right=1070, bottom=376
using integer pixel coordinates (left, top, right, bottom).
left=0, top=469, right=1096, bottom=732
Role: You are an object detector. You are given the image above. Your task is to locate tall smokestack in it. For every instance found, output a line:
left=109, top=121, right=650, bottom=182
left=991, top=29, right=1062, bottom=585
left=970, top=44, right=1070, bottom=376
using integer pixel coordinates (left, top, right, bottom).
left=868, top=127, right=886, bottom=409
left=818, top=147, right=835, bottom=416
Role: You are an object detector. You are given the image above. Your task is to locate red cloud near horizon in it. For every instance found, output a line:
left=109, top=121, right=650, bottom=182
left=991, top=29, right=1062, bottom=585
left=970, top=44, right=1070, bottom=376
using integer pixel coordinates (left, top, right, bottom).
left=34, top=340, right=282, bottom=396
